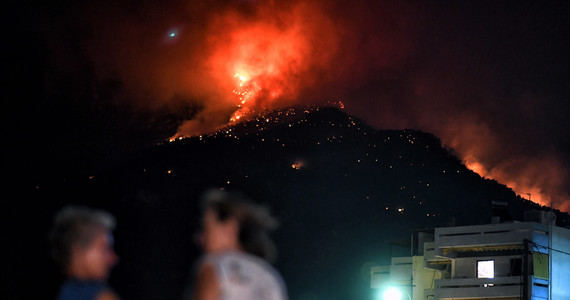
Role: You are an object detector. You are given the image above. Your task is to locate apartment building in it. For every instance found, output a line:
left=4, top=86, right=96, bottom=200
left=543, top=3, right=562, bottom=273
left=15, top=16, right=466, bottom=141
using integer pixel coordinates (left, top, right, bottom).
left=371, top=211, right=570, bottom=300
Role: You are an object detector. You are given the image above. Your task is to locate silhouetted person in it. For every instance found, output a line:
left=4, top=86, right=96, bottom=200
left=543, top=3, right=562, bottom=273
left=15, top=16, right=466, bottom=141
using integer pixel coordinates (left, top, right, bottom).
left=49, top=206, right=120, bottom=300
left=189, top=189, right=288, bottom=300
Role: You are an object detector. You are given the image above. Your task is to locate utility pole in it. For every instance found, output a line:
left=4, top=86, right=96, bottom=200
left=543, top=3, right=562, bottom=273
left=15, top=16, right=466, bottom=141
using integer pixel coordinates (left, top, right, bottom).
left=548, top=199, right=554, bottom=300
left=522, top=239, right=529, bottom=300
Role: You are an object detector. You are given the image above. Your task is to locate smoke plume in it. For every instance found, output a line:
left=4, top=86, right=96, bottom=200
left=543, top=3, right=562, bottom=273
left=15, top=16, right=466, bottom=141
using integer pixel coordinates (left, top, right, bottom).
left=45, top=0, right=570, bottom=211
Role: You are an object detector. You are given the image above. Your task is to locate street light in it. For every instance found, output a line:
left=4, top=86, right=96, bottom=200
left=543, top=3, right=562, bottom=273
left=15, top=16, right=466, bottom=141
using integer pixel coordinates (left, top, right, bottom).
left=382, top=287, right=403, bottom=300
left=377, top=286, right=411, bottom=300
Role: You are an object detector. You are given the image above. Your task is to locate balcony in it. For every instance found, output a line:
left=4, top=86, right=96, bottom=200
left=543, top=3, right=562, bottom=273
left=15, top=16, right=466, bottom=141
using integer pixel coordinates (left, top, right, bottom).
left=435, top=276, right=522, bottom=299
left=434, top=222, right=549, bottom=255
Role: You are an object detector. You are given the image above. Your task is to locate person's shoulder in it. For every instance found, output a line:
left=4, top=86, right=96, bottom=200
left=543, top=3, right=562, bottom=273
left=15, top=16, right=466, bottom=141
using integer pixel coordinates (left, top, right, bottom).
left=95, top=290, right=121, bottom=300
left=234, top=252, right=285, bottom=282
left=200, top=252, right=225, bottom=270
left=57, top=279, right=114, bottom=300
left=219, top=252, right=288, bottom=299
left=192, top=260, right=220, bottom=300
left=235, top=251, right=277, bottom=271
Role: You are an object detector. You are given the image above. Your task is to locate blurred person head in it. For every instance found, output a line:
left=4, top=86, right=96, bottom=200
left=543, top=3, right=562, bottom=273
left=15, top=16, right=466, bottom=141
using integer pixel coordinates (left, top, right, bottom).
left=198, top=189, right=279, bottom=262
left=49, top=205, right=119, bottom=280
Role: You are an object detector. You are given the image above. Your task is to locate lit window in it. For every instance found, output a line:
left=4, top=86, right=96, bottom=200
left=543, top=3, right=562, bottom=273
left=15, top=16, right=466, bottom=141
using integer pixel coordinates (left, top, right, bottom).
left=477, top=260, right=494, bottom=278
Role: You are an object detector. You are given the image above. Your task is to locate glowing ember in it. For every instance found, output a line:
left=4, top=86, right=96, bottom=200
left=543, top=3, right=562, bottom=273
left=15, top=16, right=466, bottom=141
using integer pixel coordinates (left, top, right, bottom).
left=291, top=159, right=305, bottom=170
left=229, top=73, right=264, bottom=122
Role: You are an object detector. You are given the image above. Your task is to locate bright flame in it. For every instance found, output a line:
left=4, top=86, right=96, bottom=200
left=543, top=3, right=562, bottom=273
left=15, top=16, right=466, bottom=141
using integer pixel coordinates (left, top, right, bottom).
left=230, top=72, right=264, bottom=122
left=466, top=161, right=486, bottom=177
left=465, top=158, right=551, bottom=207
left=169, top=1, right=340, bottom=140
left=236, top=73, right=248, bottom=83
left=291, top=161, right=304, bottom=170
left=203, top=2, right=339, bottom=126
left=442, top=119, right=565, bottom=210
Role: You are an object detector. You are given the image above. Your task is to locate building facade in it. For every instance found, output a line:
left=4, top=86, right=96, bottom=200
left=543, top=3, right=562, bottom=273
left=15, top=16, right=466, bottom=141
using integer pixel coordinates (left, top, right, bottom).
left=371, top=212, right=570, bottom=300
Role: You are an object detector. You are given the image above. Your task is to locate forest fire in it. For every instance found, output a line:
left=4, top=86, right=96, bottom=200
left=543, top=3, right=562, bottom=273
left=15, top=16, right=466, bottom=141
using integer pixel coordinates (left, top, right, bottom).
left=229, top=73, right=263, bottom=122
left=465, top=161, right=486, bottom=176
left=465, top=158, right=551, bottom=207
left=169, top=1, right=340, bottom=141
left=208, top=14, right=307, bottom=125
left=157, top=1, right=570, bottom=211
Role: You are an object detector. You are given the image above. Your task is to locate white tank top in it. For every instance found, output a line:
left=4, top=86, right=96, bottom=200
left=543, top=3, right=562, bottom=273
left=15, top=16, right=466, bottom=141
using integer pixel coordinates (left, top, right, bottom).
left=204, top=251, right=288, bottom=300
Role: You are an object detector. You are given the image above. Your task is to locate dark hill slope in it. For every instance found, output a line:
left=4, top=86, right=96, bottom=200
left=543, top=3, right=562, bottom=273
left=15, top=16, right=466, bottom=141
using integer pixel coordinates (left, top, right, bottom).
left=25, top=105, right=569, bottom=300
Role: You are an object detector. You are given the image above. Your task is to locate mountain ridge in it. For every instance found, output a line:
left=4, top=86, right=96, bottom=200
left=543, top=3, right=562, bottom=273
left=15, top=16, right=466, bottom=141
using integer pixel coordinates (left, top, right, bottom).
left=23, top=104, right=569, bottom=300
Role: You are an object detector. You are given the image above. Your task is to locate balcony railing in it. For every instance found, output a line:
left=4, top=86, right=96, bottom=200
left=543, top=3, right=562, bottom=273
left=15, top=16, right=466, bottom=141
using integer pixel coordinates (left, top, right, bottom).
left=435, top=276, right=522, bottom=299
left=434, top=222, right=549, bottom=255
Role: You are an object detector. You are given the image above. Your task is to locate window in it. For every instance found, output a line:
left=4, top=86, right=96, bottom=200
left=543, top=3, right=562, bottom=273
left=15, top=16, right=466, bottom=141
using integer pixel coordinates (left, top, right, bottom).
left=477, top=260, right=494, bottom=278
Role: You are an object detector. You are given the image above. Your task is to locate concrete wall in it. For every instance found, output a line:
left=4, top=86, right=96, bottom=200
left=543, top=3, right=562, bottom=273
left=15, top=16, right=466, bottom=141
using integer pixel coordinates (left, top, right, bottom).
left=390, top=256, right=413, bottom=297
left=412, top=256, right=442, bottom=300
left=371, top=265, right=390, bottom=289
left=453, top=255, right=519, bottom=278
left=551, top=226, right=570, bottom=300
left=370, top=256, right=439, bottom=300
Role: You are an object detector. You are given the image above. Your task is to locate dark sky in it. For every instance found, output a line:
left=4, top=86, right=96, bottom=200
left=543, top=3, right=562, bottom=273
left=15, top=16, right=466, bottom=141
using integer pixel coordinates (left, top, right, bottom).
left=4, top=0, right=570, bottom=210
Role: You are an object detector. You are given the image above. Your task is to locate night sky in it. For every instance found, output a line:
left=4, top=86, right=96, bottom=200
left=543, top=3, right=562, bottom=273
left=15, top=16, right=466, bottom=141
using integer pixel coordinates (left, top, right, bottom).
left=4, top=0, right=570, bottom=212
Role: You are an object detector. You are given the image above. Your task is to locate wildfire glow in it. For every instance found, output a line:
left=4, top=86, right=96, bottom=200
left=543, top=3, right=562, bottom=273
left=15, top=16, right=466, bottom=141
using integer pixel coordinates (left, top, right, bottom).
left=291, top=161, right=304, bottom=170
left=168, top=1, right=339, bottom=141
left=465, top=158, right=551, bottom=207
left=466, top=161, right=486, bottom=176
left=230, top=72, right=264, bottom=122
left=236, top=73, right=248, bottom=83
left=162, top=2, right=570, bottom=212
left=202, top=2, right=338, bottom=127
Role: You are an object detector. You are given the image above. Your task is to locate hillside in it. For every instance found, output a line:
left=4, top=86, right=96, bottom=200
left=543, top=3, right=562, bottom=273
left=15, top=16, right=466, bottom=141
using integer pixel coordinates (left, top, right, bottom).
left=11, top=105, right=568, bottom=300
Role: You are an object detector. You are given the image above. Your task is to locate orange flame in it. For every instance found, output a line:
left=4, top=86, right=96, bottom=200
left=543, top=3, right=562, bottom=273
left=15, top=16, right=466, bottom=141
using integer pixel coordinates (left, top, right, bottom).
left=210, top=23, right=302, bottom=123
left=465, top=158, right=552, bottom=207
left=168, top=2, right=340, bottom=140
left=204, top=2, right=338, bottom=126
left=230, top=72, right=263, bottom=122
left=291, top=160, right=305, bottom=170
left=466, top=161, right=486, bottom=177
